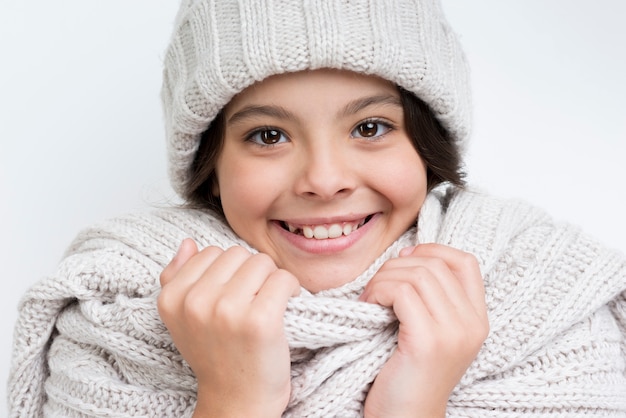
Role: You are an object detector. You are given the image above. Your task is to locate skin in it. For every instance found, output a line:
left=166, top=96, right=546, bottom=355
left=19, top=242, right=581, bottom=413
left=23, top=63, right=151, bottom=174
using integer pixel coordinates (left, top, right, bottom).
left=215, top=69, right=428, bottom=292
left=157, top=69, right=489, bottom=417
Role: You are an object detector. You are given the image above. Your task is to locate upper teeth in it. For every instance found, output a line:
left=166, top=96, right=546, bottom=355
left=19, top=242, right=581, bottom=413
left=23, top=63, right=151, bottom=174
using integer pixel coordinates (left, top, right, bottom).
left=286, top=219, right=367, bottom=240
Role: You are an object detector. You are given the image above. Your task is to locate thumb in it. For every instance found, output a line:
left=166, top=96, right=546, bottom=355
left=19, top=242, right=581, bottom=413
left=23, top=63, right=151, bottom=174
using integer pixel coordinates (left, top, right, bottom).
left=160, top=238, right=198, bottom=287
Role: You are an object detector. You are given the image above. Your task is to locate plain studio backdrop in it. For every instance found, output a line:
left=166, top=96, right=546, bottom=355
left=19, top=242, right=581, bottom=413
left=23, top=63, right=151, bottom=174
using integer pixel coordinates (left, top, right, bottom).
left=1, top=0, right=624, bottom=411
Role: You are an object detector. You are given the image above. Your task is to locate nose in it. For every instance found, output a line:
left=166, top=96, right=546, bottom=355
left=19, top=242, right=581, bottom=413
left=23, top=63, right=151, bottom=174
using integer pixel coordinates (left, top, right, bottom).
left=294, top=141, right=357, bottom=200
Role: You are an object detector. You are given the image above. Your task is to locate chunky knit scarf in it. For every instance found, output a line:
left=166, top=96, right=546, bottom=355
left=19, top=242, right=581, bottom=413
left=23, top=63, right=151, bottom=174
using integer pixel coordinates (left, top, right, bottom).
left=8, top=189, right=626, bottom=417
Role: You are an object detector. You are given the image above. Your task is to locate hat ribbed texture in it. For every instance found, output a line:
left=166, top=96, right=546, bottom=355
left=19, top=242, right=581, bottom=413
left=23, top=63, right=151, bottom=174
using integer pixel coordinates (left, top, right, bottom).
left=162, top=0, right=472, bottom=196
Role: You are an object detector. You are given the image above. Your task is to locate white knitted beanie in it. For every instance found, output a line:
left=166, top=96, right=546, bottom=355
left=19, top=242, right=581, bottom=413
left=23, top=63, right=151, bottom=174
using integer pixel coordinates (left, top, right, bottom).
left=161, top=0, right=472, bottom=196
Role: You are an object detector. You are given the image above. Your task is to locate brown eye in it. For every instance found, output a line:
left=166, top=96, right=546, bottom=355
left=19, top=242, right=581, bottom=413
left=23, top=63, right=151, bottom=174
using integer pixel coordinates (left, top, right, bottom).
left=358, top=122, right=378, bottom=137
left=352, top=120, right=391, bottom=139
left=248, top=128, right=287, bottom=146
left=261, top=129, right=282, bottom=144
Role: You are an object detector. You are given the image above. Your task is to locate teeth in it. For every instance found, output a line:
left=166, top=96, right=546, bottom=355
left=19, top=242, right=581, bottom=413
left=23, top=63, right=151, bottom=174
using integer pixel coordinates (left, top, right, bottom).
left=286, top=218, right=369, bottom=240
left=328, top=224, right=343, bottom=239
left=313, top=226, right=329, bottom=239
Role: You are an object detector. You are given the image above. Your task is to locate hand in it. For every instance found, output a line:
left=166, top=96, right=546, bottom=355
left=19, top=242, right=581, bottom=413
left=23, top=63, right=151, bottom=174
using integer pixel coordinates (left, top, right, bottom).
left=157, top=239, right=301, bottom=418
left=359, top=244, right=489, bottom=418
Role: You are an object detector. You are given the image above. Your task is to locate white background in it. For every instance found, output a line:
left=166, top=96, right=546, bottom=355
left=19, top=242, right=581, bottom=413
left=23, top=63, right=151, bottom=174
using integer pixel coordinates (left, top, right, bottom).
left=1, top=0, right=624, bottom=412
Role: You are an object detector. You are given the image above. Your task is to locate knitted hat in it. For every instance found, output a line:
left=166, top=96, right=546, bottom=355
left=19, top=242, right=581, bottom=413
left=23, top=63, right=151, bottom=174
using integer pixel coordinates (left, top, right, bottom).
left=161, top=0, right=471, bottom=196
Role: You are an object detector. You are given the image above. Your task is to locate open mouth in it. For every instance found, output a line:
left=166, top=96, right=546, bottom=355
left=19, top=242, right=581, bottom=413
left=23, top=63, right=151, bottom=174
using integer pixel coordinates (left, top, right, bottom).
left=280, top=214, right=374, bottom=240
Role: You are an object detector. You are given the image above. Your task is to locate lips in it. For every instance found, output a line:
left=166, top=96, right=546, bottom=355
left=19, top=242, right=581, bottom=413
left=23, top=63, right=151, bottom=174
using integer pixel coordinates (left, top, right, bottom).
left=280, top=215, right=373, bottom=240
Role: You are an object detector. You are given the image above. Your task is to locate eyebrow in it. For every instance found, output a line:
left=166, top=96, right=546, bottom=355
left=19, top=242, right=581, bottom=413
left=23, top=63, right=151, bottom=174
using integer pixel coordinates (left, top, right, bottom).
left=339, top=94, right=403, bottom=118
left=228, top=105, right=296, bottom=126
left=227, top=93, right=402, bottom=126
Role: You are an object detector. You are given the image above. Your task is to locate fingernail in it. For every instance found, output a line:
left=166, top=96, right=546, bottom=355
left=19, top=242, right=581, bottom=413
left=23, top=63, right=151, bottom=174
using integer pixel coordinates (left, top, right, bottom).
left=399, top=245, right=416, bottom=257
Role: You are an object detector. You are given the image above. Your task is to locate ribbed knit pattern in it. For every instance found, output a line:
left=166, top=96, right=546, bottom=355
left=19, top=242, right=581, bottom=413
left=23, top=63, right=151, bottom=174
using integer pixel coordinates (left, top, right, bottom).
left=8, top=188, right=626, bottom=416
left=161, top=0, right=472, bottom=196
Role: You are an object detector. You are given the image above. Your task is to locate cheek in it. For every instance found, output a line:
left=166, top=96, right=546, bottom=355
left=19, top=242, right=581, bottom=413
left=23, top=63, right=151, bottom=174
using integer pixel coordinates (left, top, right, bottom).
left=215, top=154, right=283, bottom=233
left=370, top=151, right=428, bottom=209
left=218, top=163, right=262, bottom=215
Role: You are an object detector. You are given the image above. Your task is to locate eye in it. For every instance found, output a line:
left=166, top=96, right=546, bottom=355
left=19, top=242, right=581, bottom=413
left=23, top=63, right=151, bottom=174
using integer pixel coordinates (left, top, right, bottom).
left=351, top=120, right=392, bottom=139
left=247, top=128, right=288, bottom=146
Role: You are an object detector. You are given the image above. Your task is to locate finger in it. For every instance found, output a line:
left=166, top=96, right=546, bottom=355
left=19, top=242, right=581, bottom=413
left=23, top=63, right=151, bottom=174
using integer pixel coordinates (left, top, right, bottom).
left=365, top=265, right=456, bottom=324
left=398, top=245, right=416, bottom=257
left=158, top=245, right=225, bottom=315
left=163, top=245, right=224, bottom=290
left=251, top=269, right=300, bottom=337
left=220, top=253, right=280, bottom=300
left=253, top=269, right=301, bottom=322
left=410, top=244, right=486, bottom=318
left=361, top=279, right=434, bottom=344
left=385, top=255, right=478, bottom=320
left=160, top=238, right=199, bottom=287
left=167, top=247, right=253, bottom=330
left=182, top=246, right=254, bottom=305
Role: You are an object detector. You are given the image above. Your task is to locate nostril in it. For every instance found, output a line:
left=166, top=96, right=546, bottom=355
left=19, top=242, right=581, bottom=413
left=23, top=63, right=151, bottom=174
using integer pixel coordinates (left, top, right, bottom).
left=295, top=169, right=356, bottom=199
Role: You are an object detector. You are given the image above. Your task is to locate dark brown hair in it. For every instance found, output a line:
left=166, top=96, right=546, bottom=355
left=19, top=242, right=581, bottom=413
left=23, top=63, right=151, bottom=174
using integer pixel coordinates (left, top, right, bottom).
left=184, top=88, right=465, bottom=214
left=399, top=88, right=466, bottom=191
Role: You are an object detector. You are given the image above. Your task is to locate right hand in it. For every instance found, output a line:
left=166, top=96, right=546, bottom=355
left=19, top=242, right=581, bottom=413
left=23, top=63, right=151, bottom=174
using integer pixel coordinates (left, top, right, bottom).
left=157, top=239, right=301, bottom=418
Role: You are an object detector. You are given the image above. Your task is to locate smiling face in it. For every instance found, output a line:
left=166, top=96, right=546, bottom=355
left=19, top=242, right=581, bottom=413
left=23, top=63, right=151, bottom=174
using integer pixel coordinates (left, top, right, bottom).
left=215, top=69, right=427, bottom=292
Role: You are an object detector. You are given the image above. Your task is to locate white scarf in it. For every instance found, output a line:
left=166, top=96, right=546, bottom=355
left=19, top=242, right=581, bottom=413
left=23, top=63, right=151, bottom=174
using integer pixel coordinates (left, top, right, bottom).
left=8, top=188, right=626, bottom=417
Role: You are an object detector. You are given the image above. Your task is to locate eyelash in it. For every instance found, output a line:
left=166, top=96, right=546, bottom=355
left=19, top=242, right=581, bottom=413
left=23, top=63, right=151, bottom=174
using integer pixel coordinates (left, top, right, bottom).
left=243, top=118, right=396, bottom=147
left=350, top=118, right=395, bottom=140
left=244, top=126, right=289, bottom=147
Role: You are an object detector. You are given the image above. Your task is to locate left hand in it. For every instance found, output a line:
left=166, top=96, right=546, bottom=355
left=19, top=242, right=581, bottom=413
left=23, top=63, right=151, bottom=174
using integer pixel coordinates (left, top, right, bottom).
left=359, top=244, right=489, bottom=418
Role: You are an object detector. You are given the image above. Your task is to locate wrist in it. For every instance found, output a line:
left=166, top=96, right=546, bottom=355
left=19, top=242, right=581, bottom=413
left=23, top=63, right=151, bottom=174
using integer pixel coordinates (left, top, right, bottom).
left=193, top=389, right=285, bottom=418
left=364, top=412, right=445, bottom=418
left=364, top=399, right=446, bottom=418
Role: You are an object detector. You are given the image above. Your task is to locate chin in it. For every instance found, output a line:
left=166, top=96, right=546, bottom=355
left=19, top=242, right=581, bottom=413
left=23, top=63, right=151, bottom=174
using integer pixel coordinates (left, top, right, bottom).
left=296, top=266, right=365, bottom=294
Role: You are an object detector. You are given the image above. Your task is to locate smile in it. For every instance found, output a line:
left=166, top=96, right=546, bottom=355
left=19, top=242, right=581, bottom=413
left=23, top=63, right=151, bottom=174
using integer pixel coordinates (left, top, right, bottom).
left=280, top=215, right=374, bottom=240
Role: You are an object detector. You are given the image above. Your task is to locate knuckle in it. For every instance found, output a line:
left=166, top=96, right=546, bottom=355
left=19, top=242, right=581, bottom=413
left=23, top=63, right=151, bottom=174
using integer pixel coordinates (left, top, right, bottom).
left=203, top=245, right=224, bottom=255
left=408, top=265, right=430, bottom=283
left=159, top=268, right=171, bottom=287
left=250, top=252, right=277, bottom=271
left=459, top=251, right=479, bottom=270
left=272, top=268, right=298, bottom=286
left=396, top=281, right=418, bottom=296
left=210, top=297, right=236, bottom=322
left=182, top=292, right=214, bottom=325
left=394, top=286, right=417, bottom=306
left=156, top=289, right=176, bottom=317
left=197, top=245, right=224, bottom=262
left=424, top=257, right=447, bottom=272
left=223, top=245, right=250, bottom=258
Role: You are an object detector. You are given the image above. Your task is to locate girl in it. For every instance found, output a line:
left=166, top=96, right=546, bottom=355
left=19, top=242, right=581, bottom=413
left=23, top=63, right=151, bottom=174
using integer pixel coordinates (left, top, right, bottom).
left=8, top=0, right=626, bottom=417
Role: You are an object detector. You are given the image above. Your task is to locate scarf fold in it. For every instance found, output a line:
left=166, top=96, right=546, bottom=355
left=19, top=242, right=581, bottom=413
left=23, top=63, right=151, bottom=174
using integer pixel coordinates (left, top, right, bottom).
left=8, top=188, right=626, bottom=417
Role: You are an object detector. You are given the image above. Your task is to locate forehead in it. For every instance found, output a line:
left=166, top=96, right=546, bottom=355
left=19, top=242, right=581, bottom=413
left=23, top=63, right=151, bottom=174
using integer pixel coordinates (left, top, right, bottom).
left=224, top=69, right=399, bottom=117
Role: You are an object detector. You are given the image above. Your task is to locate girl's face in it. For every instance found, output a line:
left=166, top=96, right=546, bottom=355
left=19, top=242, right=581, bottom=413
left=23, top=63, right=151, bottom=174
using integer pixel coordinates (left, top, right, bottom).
left=215, top=69, right=427, bottom=292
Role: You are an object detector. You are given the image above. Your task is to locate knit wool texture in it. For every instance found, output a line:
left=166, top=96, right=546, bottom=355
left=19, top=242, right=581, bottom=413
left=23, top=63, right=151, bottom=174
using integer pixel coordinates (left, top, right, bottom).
left=161, top=0, right=472, bottom=196
left=8, top=188, right=626, bottom=417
